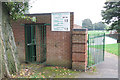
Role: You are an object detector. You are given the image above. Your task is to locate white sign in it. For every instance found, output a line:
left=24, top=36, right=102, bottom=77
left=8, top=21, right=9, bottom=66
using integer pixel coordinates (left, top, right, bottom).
left=51, top=12, right=70, bottom=31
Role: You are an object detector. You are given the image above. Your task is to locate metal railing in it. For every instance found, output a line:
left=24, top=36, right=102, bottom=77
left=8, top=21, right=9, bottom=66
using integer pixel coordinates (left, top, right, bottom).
left=87, top=33, right=105, bottom=68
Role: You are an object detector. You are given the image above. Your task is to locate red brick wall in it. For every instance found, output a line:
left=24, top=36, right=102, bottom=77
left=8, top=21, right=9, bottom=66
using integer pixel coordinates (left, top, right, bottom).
left=46, top=26, right=72, bottom=68
left=12, top=13, right=88, bottom=70
left=11, top=14, right=51, bottom=62
left=46, top=13, right=74, bottom=68
left=11, top=13, right=74, bottom=68
left=72, top=29, right=88, bottom=71
left=12, top=20, right=26, bottom=62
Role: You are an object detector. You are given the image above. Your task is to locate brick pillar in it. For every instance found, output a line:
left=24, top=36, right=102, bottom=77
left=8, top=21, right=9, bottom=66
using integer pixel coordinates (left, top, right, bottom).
left=72, top=29, right=87, bottom=71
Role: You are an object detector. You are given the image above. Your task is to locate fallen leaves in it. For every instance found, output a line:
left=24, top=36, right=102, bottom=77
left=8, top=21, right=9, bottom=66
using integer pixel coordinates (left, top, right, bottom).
left=11, top=63, right=79, bottom=78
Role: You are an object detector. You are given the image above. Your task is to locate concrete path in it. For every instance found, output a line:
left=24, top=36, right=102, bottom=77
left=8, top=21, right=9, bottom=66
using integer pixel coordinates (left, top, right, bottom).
left=75, top=52, right=118, bottom=78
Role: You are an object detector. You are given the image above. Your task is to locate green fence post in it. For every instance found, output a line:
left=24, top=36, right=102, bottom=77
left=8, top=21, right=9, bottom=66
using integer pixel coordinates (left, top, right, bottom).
left=103, top=33, right=105, bottom=61
left=44, top=24, right=46, bottom=62
left=35, top=25, right=37, bottom=62
left=25, top=25, right=28, bottom=62
left=31, top=25, right=33, bottom=62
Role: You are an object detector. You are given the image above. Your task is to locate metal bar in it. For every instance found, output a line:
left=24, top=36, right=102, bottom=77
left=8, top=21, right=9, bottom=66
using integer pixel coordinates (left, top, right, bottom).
left=25, top=24, right=49, bottom=63
left=44, top=24, right=51, bottom=26
left=31, top=25, right=33, bottom=62
left=43, top=25, right=45, bottom=61
left=87, top=33, right=105, bottom=68
left=96, top=34, right=98, bottom=64
left=44, top=25, right=46, bottom=62
left=89, top=35, right=92, bottom=65
left=28, top=26, right=31, bottom=62
left=21, top=23, right=51, bottom=26
left=25, top=25, right=28, bottom=62
left=45, top=26, right=46, bottom=61
left=103, top=33, right=105, bottom=61
left=34, top=25, right=37, bottom=61
left=31, top=25, right=35, bottom=62
left=39, top=25, right=41, bottom=62
left=87, top=34, right=89, bottom=67
left=40, top=25, right=42, bottom=62
left=41, top=24, right=44, bottom=62
left=93, top=34, right=95, bottom=64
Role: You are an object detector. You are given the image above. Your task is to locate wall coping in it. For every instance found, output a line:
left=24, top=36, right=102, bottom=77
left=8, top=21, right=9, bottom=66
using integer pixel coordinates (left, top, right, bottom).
left=25, top=12, right=74, bottom=16
left=72, top=29, right=87, bottom=31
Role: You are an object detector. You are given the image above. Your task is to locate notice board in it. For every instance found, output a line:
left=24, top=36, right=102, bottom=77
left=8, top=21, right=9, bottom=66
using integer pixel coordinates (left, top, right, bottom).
left=51, top=12, right=70, bottom=31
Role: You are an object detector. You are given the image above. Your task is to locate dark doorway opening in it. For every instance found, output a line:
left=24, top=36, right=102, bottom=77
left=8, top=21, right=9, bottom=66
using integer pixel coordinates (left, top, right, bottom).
left=25, top=24, right=46, bottom=63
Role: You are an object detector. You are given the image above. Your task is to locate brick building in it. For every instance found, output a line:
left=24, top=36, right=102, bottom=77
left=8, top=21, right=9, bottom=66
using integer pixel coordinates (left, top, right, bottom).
left=11, top=12, right=87, bottom=70
left=73, top=24, right=82, bottom=29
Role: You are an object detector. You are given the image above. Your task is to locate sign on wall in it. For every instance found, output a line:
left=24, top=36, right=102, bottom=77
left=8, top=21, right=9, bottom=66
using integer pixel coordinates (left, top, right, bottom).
left=51, top=12, right=70, bottom=31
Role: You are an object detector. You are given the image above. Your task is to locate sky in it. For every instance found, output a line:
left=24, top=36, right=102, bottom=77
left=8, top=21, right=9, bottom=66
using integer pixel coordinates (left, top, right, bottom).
left=29, top=0, right=106, bottom=26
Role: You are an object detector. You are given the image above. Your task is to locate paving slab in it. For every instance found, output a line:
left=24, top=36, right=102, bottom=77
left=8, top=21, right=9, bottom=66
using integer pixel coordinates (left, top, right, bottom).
left=75, top=52, right=118, bottom=78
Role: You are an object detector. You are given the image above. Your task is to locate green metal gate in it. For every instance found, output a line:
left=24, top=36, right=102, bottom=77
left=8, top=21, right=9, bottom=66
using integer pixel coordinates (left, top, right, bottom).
left=87, top=33, right=105, bottom=68
left=25, top=24, right=47, bottom=63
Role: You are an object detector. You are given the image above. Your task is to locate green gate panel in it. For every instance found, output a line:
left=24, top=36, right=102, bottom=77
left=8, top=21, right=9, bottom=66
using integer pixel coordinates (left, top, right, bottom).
left=36, top=24, right=46, bottom=63
left=25, top=24, right=36, bottom=62
left=87, top=33, right=105, bottom=68
left=25, top=24, right=47, bottom=63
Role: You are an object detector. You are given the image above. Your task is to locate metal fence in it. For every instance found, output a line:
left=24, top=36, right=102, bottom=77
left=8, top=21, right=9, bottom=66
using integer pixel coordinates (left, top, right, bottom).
left=25, top=24, right=49, bottom=63
left=36, top=24, right=46, bottom=63
left=87, top=33, right=105, bottom=68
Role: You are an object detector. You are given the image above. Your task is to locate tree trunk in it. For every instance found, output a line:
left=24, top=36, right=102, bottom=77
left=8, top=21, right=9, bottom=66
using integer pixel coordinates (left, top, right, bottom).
left=8, top=32, right=18, bottom=73
left=0, top=33, right=11, bottom=77
left=0, top=2, right=19, bottom=78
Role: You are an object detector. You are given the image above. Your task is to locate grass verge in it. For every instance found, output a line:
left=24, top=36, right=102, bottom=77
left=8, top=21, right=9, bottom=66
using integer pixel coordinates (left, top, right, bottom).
left=90, top=43, right=119, bottom=56
left=88, top=30, right=109, bottom=34
left=105, top=43, right=119, bottom=56
left=11, top=63, right=79, bottom=78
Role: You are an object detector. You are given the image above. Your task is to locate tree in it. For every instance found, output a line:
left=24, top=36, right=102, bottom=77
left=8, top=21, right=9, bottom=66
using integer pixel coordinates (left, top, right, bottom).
left=82, top=19, right=93, bottom=30
left=4, top=2, right=29, bottom=20
left=93, top=22, right=106, bottom=30
left=0, top=2, right=31, bottom=78
left=3, top=2, right=36, bottom=22
left=101, top=1, right=120, bottom=33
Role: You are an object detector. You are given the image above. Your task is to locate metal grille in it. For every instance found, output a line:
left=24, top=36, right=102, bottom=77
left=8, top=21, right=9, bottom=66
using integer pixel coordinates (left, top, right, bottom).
left=25, top=24, right=36, bottom=62
left=25, top=24, right=47, bottom=63
left=36, top=24, right=46, bottom=63
left=87, top=33, right=105, bottom=68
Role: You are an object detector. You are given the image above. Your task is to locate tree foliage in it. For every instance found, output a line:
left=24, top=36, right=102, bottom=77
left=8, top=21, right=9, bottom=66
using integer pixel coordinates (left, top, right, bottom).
left=82, top=19, right=93, bottom=30
left=3, top=2, right=29, bottom=20
left=93, top=22, right=106, bottom=30
left=101, top=1, right=120, bottom=33
left=82, top=19, right=107, bottom=30
left=1, top=2, right=32, bottom=78
left=3, top=2, right=37, bottom=22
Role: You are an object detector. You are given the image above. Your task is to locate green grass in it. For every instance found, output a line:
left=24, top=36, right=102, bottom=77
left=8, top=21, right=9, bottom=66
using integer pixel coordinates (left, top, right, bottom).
left=36, top=66, right=78, bottom=78
left=12, top=63, right=79, bottom=78
left=90, top=43, right=119, bottom=56
left=88, top=30, right=118, bottom=55
left=89, top=45, right=103, bottom=49
left=105, top=43, right=119, bottom=56
left=88, top=30, right=109, bottom=34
